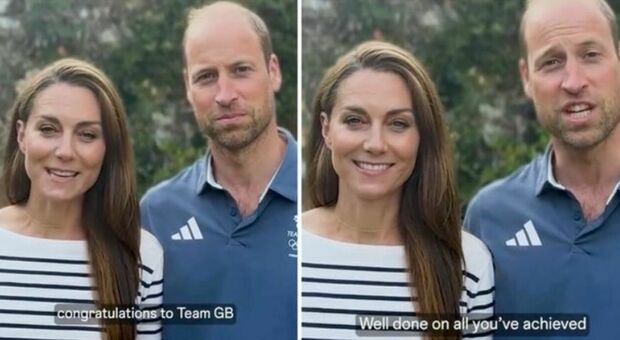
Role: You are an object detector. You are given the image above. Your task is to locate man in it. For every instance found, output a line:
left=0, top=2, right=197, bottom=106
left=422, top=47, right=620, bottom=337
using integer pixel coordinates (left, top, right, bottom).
left=465, top=0, right=620, bottom=338
left=140, top=2, right=297, bottom=339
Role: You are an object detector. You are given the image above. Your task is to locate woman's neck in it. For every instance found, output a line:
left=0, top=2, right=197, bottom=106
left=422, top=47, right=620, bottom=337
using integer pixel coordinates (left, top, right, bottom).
left=16, top=194, right=85, bottom=240
left=329, top=192, right=402, bottom=245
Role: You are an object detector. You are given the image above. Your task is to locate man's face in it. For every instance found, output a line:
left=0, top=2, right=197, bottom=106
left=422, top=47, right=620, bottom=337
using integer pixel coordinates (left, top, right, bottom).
left=519, top=0, right=620, bottom=150
left=184, top=10, right=281, bottom=151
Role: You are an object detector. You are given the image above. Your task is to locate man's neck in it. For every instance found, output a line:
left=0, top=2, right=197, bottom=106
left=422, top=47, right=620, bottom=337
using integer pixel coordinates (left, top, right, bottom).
left=552, top=128, right=620, bottom=220
left=210, top=126, right=286, bottom=216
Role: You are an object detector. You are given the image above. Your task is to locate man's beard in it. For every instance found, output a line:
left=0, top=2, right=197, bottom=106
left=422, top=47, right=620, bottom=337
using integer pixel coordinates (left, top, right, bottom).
left=538, top=95, right=620, bottom=150
left=204, top=101, right=274, bottom=151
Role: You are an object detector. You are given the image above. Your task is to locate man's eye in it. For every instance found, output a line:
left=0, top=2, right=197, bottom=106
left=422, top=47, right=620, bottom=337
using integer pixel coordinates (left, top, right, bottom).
left=541, top=59, right=561, bottom=68
left=234, top=66, right=251, bottom=75
left=196, top=72, right=216, bottom=83
left=584, top=51, right=601, bottom=60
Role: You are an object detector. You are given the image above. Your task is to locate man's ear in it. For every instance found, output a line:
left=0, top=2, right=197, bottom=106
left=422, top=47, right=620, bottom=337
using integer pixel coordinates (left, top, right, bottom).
left=519, top=58, right=533, bottom=99
left=267, top=54, right=282, bottom=93
left=184, top=68, right=194, bottom=106
left=320, top=112, right=331, bottom=150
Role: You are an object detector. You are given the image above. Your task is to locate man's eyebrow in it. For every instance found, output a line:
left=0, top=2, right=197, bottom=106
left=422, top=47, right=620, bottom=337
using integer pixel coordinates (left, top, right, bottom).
left=533, top=40, right=607, bottom=65
left=231, top=58, right=254, bottom=65
left=532, top=45, right=563, bottom=65
left=576, top=40, right=605, bottom=50
left=228, top=59, right=257, bottom=69
left=190, top=67, right=215, bottom=81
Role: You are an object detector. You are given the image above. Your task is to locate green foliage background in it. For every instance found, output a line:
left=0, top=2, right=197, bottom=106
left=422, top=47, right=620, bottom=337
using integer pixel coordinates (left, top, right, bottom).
left=4, top=0, right=620, bottom=208
left=0, top=0, right=297, bottom=198
left=302, top=0, right=606, bottom=208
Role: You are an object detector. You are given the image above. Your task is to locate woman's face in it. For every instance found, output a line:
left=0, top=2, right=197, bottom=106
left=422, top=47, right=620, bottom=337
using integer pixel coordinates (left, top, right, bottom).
left=321, top=69, right=420, bottom=202
left=17, top=83, right=106, bottom=204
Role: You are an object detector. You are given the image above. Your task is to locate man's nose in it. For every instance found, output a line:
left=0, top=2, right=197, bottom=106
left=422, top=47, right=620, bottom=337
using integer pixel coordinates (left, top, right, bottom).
left=561, top=59, right=588, bottom=95
left=215, top=76, right=238, bottom=107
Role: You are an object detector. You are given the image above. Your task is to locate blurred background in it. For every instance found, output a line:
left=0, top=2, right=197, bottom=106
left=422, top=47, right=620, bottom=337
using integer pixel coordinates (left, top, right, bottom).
left=302, top=0, right=620, bottom=210
left=4, top=0, right=620, bottom=212
left=0, top=0, right=297, bottom=205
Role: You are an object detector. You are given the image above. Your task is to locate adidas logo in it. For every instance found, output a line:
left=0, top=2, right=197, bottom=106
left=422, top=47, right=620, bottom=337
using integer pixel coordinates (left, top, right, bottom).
left=505, top=220, right=542, bottom=247
left=171, top=217, right=203, bottom=240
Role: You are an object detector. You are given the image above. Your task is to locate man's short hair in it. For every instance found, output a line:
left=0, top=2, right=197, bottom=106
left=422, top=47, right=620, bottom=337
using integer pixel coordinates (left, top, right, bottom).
left=182, top=1, right=273, bottom=65
left=519, top=0, right=619, bottom=61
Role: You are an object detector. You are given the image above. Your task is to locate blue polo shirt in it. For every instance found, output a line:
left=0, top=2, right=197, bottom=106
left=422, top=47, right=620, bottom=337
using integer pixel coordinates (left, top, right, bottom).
left=464, top=147, right=620, bottom=339
left=140, top=129, right=297, bottom=339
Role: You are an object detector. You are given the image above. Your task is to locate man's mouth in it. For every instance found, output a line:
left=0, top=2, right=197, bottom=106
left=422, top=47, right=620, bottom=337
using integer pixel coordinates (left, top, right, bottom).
left=563, top=103, right=594, bottom=119
left=217, top=112, right=245, bottom=121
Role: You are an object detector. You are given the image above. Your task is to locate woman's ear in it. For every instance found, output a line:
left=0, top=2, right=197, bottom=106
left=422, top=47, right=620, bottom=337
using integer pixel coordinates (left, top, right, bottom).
left=320, top=112, right=332, bottom=150
left=16, top=120, right=26, bottom=153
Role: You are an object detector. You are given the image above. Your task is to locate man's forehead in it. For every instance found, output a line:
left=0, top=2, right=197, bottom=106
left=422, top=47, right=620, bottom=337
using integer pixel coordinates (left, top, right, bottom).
left=187, top=12, right=252, bottom=36
left=524, top=0, right=605, bottom=34
left=186, top=3, right=254, bottom=35
left=185, top=21, right=261, bottom=60
left=524, top=0, right=612, bottom=51
left=184, top=11, right=259, bottom=53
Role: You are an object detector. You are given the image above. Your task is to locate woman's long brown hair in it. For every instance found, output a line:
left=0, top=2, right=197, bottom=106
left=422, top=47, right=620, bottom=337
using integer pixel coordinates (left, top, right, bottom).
left=3, top=58, right=140, bottom=339
left=306, top=41, right=463, bottom=339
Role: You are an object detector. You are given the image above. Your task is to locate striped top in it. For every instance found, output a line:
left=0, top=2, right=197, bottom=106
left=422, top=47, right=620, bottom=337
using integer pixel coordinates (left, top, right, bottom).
left=302, top=229, right=494, bottom=340
left=0, top=227, right=164, bottom=339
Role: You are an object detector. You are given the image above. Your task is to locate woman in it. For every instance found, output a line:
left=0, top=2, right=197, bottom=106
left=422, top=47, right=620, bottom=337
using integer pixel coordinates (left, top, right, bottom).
left=302, top=41, right=494, bottom=339
left=0, top=58, right=163, bottom=339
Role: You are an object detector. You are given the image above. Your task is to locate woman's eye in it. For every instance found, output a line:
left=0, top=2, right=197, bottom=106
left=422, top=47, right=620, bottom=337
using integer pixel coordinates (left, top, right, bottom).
left=39, top=125, right=57, bottom=136
left=343, top=116, right=364, bottom=126
left=390, top=120, right=411, bottom=130
left=79, top=131, right=98, bottom=141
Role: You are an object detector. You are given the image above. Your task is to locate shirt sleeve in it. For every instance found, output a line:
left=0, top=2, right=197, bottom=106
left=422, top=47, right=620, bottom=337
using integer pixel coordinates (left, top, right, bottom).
left=140, top=194, right=154, bottom=231
left=463, top=250, right=495, bottom=339
left=135, top=241, right=164, bottom=339
left=463, top=194, right=482, bottom=235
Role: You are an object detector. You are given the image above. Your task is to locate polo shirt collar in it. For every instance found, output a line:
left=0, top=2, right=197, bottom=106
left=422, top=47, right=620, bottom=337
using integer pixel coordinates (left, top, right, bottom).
left=268, top=128, right=298, bottom=202
left=196, top=128, right=297, bottom=203
left=536, top=144, right=620, bottom=205
left=534, top=145, right=554, bottom=196
left=195, top=154, right=209, bottom=195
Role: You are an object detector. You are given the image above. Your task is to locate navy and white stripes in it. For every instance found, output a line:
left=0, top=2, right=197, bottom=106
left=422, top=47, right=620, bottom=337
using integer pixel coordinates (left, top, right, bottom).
left=0, top=228, right=164, bottom=339
left=302, top=229, right=494, bottom=340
